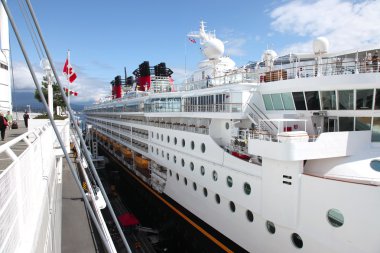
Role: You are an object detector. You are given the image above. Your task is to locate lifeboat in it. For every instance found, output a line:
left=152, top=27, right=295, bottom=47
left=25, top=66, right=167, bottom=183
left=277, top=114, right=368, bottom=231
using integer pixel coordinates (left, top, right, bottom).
left=113, top=143, right=121, bottom=151
left=135, top=155, right=149, bottom=170
left=231, top=151, right=250, bottom=161
left=123, top=148, right=132, bottom=159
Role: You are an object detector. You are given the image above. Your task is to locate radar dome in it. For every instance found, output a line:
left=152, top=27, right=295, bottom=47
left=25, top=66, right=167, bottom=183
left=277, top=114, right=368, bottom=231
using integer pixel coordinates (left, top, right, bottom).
left=313, top=37, right=329, bottom=54
left=203, top=38, right=224, bottom=59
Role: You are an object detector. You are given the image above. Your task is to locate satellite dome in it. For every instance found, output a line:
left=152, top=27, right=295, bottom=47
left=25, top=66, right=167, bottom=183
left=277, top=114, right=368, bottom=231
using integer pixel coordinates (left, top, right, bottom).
left=262, top=50, right=277, bottom=67
left=313, top=37, right=329, bottom=54
left=203, top=38, right=224, bottom=59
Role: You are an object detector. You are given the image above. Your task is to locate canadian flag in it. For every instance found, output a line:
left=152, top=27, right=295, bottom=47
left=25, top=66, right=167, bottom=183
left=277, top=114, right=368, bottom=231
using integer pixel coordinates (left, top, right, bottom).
left=64, top=87, right=78, bottom=96
left=188, top=37, right=196, bottom=44
left=63, top=59, right=77, bottom=83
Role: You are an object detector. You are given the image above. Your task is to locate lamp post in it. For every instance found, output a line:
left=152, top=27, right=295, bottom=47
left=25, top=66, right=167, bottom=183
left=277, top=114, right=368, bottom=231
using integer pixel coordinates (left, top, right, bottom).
left=41, top=58, right=53, bottom=115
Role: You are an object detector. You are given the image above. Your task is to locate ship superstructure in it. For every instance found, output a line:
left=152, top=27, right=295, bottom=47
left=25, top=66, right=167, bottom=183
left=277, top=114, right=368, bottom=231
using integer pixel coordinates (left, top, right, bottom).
left=85, top=22, right=380, bottom=253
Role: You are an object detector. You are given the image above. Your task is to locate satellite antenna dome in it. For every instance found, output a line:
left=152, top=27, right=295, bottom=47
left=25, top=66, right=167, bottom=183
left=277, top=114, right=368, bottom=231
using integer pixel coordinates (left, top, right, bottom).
left=262, top=49, right=278, bottom=62
left=313, top=37, right=329, bottom=54
left=203, top=38, right=224, bottom=59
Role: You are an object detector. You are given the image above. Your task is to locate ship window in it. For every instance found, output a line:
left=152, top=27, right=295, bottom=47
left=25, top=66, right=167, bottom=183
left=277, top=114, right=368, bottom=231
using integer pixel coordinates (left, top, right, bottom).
left=151, top=146, right=153, bottom=152
left=246, top=210, right=254, bottom=222
left=182, top=139, right=186, bottom=147
left=176, top=173, right=179, bottom=181
left=327, top=209, right=344, bottom=227
left=271, top=93, right=284, bottom=110
left=339, top=117, right=354, bottom=131
left=173, top=155, right=177, bottom=163
left=174, top=137, right=177, bottom=145
left=215, top=194, right=220, bottom=204
left=225, top=122, right=229, bottom=129
left=291, top=233, right=303, bottom=249
left=190, top=162, right=194, bottom=171
left=281, top=93, right=295, bottom=110
left=229, top=201, right=236, bottom=212
left=355, top=117, right=371, bottom=131
left=372, top=117, right=380, bottom=141
left=169, top=170, right=172, bottom=177
left=375, top=89, right=380, bottom=109
left=156, top=133, right=159, bottom=139
left=226, top=176, right=233, bottom=187
left=201, top=143, right=206, bottom=153
left=193, top=182, right=197, bottom=191
left=156, top=148, right=159, bottom=155
left=203, top=187, right=208, bottom=197
left=161, top=134, right=163, bottom=141
left=370, top=160, right=380, bottom=172
left=338, top=90, right=354, bottom=110
left=305, top=91, right=320, bottom=110
left=292, top=92, right=306, bottom=110
left=191, top=141, right=195, bottom=150
left=244, top=183, right=251, bottom=195
left=356, top=89, right=374, bottom=110
left=266, top=221, right=276, bottom=234
left=184, top=177, right=188, bottom=185
left=263, top=94, right=274, bottom=110
left=212, top=170, right=218, bottom=181
left=151, top=132, right=154, bottom=138
left=321, top=90, right=336, bottom=110
left=167, top=153, right=170, bottom=160
left=167, top=136, right=170, bottom=143
left=200, top=166, right=205, bottom=175
left=181, top=158, right=185, bottom=167
left=162, top=150, right=164, bottom=157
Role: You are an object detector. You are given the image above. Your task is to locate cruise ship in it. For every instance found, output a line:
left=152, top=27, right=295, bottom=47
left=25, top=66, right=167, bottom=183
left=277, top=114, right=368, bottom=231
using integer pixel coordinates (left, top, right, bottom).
left=84, top=22, right=380, bottom=253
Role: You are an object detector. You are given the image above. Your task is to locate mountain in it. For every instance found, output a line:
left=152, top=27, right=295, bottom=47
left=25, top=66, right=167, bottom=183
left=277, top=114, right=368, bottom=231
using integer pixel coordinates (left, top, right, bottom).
left=12, top=91, right=91, bottom=113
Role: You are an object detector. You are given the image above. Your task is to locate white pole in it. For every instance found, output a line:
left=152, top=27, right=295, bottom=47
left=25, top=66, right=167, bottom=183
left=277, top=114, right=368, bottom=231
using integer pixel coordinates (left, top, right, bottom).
left=48, top=74, right=53, bottom=114
left=67, top=50, right=70, bottom=117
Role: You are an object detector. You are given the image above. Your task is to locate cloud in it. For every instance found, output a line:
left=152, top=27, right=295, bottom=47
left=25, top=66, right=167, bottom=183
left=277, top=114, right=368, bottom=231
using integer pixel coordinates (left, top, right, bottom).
left=270, top=0, right=380, bottom=53
left=220, top=28, right=247, bottom=57
left=12, top=61, right=109, bottom=103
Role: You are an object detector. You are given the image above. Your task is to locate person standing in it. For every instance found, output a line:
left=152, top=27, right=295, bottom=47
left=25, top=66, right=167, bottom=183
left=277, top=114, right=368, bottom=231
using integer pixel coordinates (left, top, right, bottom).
left=23, top=111, right=30, bottom=128
left=0, top=112, right=8, bottom=141
left=5, top=111, right=13, bottom=130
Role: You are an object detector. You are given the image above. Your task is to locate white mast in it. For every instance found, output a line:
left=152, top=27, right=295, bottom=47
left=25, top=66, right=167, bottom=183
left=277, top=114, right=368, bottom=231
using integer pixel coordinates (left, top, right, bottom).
left=0, top=0, right=12, bottom=113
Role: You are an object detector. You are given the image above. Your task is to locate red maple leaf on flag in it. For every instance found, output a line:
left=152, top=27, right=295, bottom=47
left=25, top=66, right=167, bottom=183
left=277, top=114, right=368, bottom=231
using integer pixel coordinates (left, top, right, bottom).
left=63, top=59, right=77, bottom=83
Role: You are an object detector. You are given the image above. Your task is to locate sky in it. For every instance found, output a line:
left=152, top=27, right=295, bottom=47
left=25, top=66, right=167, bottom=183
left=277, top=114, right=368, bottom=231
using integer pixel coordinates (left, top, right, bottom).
left=4, top=0, right=380, bottom=104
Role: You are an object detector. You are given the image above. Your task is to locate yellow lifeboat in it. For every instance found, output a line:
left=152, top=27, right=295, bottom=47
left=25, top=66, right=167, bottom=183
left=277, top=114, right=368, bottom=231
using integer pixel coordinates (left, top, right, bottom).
left=123, top=148, right=132, bottom=159
left=135, top=156, right=149, bottom=170
left=113, top=143, right=121, bottom=151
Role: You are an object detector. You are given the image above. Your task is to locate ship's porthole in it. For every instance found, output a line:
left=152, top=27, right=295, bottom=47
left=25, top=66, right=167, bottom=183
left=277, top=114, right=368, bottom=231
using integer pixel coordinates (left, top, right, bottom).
left=184, top=177, right=188, bottom=185
left=229, top=201, right=236, bottom=213
left=193, top=182, right=197, bottom=191
left=162, top=150, right=164, bottom=157
left=266, top=221, right=276, bottom=234
left=227, top=176, right=233, bottom=187
left=327, top=209, right=344, bottom=227
left=151, top=146, right=153, bottom=152
left=190, top=162, right=194, bottom=171
left=167, top=153, right=169, bottom=160
left=246, top=210, right=254, bottom=222
left=200, top=166, right=205, bottom=175
left=156, top=148, right=159, bottom=155
left=176, top=173, right=179, bottom=181
left=173, top=155, right=177, bottom=164
left=169, top=170, right=172, bottom=177
left=167, top=136, right=170, bottom=143
left=151, top=132, right=154, bottom=138
left=182, top=139, right=186, bottom=147
left=212, top=170, right=218, bottom=181
left=201, top=143, right=206, bottom=153
left=174, top=137, right=177, bottom=145
left=181, top=158, right=185, bottom=167
left=191, top=141, right=195, bottom=150
left=370, top=160, right=380, bottom=172
left=156, top=133, right=159, bottom=139
left=203, top=187, right=208, bottom=197
left=244, top=182, right=251, bottom=195
left=225, top=122, right=229, bottom=130
left=215, top=194, right=220, bottom=204
left=161, top=134, right=163, bottom=141
left=291, top=233, right=303, bottom=249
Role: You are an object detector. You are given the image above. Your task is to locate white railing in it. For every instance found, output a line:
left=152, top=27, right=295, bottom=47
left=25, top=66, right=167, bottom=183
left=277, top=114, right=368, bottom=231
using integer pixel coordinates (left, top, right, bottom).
left=0, top=121, right=69, bottom=253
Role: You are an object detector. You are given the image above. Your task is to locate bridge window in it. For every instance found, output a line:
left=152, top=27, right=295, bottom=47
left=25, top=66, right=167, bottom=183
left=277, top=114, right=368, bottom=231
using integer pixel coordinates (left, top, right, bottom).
left=281, top=93, right=295, bottom=110
left=375, top=89, right=380, bottom=109
left=321, top=90, right=336, bottom=110
left=292, top=92, right=306, bottom=110
left=356, top=89, right=374, bottom=110
left=263, top=94, right=274, bottom=110
left=355, top=117, right=371, bottom=131
left=305, top=91, right=320, bottom=110
left=338, top=90, right=354, bottom=110
left=339, top=117, right=354, bottom=131
left=271, top=93, right=284, bottom=110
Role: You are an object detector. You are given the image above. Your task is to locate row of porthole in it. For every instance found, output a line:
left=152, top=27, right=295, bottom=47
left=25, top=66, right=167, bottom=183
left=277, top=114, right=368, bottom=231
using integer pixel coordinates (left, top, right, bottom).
left=155, top=147, right=252, bottom=196
left=151, top=131, right=206, bottom=153
left=169, top=169, right=255, bottom=223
